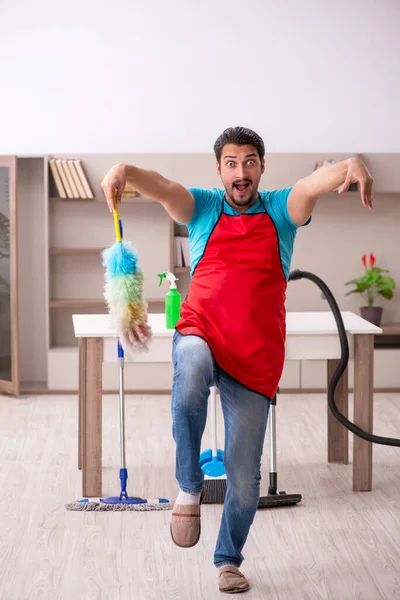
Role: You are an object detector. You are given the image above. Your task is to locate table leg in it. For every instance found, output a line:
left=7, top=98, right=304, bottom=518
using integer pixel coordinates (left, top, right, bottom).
left=78, top=337, right=87, bottom=471
left=82, top=337, right=103, bottom=498
left=353, top=334, right=374, bottom=492
left=327, top=360, right=349, bottom=464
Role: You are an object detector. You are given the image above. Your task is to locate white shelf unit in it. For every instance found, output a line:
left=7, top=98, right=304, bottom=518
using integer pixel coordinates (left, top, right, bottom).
left=46, top=155, right=177, bottom=390
left=9, top=152, right=400, bottom=393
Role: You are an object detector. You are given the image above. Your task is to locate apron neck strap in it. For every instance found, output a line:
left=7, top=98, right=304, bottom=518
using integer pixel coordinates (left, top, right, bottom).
left=222, top=192, right=263, bottom=214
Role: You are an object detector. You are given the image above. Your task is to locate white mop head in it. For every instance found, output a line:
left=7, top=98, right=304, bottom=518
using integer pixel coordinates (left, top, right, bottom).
left=66, top=499, right=173, bottom=511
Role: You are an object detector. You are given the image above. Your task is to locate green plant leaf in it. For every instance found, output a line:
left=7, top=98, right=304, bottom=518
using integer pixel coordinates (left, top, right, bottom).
left=368, top=271, right=380, bottom=284
left=345, top=266, right=394, bottom=298
left=378, top=288, right=393, bottom=299
left=345, top=289, right=365, bottom=296
left=355, top=282, right=371, bottom=291
left=376, top=276, right=396, bottom=289
left=345, top=278, right=362, bottom=286
left=371, top=267, right=389, bottom=275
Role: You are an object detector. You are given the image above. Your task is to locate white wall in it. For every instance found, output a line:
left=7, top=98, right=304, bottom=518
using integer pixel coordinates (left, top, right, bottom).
left=0, top=0, right=399, bottom=154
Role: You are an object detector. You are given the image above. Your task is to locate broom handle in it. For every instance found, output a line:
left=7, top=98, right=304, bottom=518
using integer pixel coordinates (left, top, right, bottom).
left=269, top=403, right=276, bottom=474
left=113, top=190, right=122, bottom=242
left=118, top=340, right=126, bottom=469
left=210, top=386, right=218, bottom=458
left=115, top=193, right=125, bottom=469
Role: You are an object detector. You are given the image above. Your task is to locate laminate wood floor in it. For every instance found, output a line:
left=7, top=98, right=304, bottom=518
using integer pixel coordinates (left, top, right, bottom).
left=0, top=392, right=399, bottom=600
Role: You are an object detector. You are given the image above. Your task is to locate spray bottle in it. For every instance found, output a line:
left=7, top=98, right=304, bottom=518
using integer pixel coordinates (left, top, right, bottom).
left=157, top=272, right=181, bottom=329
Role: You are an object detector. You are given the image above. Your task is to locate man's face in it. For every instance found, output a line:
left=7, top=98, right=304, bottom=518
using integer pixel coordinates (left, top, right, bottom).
left=217, top=144, right=265, bottom=209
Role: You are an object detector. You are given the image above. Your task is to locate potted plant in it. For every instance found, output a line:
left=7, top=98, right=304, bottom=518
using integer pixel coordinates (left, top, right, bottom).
left=345, top=253, right=395, bottom=326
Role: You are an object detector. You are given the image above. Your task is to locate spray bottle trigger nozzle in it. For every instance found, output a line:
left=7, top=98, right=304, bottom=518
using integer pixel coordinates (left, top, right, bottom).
left=157, top=272, right=178, bottom=288
left=157, top=272, right=166, bottom=288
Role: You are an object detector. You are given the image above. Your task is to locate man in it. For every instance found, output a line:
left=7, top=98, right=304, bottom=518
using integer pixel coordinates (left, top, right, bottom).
left=102, top=127, right=373, bottom=594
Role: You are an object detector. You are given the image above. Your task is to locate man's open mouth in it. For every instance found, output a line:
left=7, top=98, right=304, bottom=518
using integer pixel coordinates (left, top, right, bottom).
left=233, top=182, right=251, bottom=194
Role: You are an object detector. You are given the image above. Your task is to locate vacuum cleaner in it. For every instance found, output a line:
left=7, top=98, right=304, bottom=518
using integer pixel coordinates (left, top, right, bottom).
left=203, top=268, right=400, bottom=509
left=289, top=269, right=400, bottom=448
left=258, top=389, right=302, bottom=508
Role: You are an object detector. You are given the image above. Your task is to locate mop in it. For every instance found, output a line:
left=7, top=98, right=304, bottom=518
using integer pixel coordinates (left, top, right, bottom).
left=66, top=192, right=172, bottom=511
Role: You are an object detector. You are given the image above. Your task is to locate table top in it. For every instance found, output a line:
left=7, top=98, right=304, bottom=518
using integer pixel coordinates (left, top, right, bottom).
left=72, top=311, right=382, bottom=338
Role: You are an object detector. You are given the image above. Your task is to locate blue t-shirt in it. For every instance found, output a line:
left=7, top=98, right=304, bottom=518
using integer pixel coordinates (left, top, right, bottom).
left=181, top=187, right=310, bottom=280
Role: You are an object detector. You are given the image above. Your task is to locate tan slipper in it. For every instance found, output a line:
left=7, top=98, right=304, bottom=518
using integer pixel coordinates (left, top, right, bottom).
left=218, top=566, right=250, bottom=594
left=170, top=487, right=206, bottom=548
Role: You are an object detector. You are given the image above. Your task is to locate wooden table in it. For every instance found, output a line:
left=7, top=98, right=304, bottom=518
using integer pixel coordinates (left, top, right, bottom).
left=72, top=311, right=381, bottom=497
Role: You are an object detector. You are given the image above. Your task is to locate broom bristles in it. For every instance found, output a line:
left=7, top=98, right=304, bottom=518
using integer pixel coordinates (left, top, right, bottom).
left=102, top=239, right=152, bottom=352
left=102, top=240, right=138, bottom=278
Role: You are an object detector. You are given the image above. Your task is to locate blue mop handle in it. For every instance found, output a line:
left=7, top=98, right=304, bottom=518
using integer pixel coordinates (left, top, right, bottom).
left=118, top=338, right=124, bottom=362
left=117, top=219, right=124, bottom=363
left=117, top=219, right=125, bottom=365
left=117, top=215, right=125, bottom=498
left=120, top=468, right=128, bottom=499
left=117, top=338, right=126, bottom=499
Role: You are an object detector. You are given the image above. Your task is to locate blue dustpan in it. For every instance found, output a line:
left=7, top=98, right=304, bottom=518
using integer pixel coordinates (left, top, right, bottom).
left=200, top=449, right=225, bottom=477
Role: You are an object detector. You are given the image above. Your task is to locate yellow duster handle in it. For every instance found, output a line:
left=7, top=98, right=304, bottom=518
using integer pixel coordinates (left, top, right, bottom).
left=112, top=190, right=122, bottom=242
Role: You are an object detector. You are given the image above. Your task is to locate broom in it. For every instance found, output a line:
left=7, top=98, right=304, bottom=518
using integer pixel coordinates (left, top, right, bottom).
left=101, top=191, right=152, bottom=353
left=66, top=191, right=172, bottom=511
left=199, top=386, right=227, bottom=503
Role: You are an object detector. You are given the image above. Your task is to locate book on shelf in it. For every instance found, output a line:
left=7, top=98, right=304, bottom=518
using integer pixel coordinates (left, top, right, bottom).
left=175, top=236, right=190, bottom=269
left=62, top=159, right=79, bottom=198
left=73, top=159, right=94, bottom=198
left=122, top=180, right=140, bottom=198
left=49, top=158, right=94, bottom=199
left=67, top=160, right=87, bottom=198
left=181, top=237, right=190, bottom=267
left=49, top=159, right=66, bottom=199
left=175, top=237, right=183, bottom=268
left=56, top=159, right=74, bottom=198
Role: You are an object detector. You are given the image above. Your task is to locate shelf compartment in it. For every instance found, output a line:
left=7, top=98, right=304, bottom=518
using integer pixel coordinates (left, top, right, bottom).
left=50, top=247, right=103, bottom=255
left=49, top=297, right=162, bottom=308
left=50, top=299, right=107, bottom=309
left=49, top=196, right=156, bottom=204
left=374, top=322, right=400, bottom=349
left=380, top=323, right=400, bottom=335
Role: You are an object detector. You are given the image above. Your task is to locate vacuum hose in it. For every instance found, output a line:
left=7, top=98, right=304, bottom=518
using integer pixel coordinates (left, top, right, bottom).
left=288, top=269, right=400, bottom=447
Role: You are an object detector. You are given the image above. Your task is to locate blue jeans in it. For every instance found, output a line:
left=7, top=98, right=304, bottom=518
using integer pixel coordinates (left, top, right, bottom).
left=171, top=331, right=270, bottom=568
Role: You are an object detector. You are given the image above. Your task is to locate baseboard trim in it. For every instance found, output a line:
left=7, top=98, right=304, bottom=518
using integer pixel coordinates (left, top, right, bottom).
left=279, top=387, right=400, bottom=394
left=18, top=384, right=400, bottom=396
left=19, top=384, right=172, bottom=396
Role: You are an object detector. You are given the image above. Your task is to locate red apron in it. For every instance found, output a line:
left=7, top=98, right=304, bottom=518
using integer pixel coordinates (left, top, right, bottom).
left=176, top=196, right=287, bottom=399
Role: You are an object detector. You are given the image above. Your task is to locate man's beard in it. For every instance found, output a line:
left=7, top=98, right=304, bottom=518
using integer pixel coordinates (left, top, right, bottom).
left=225, top=182, right=258, bottom=208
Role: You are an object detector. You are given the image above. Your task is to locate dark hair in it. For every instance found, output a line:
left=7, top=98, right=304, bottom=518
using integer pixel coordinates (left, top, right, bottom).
left=214, top=126, right=265, bottom=163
